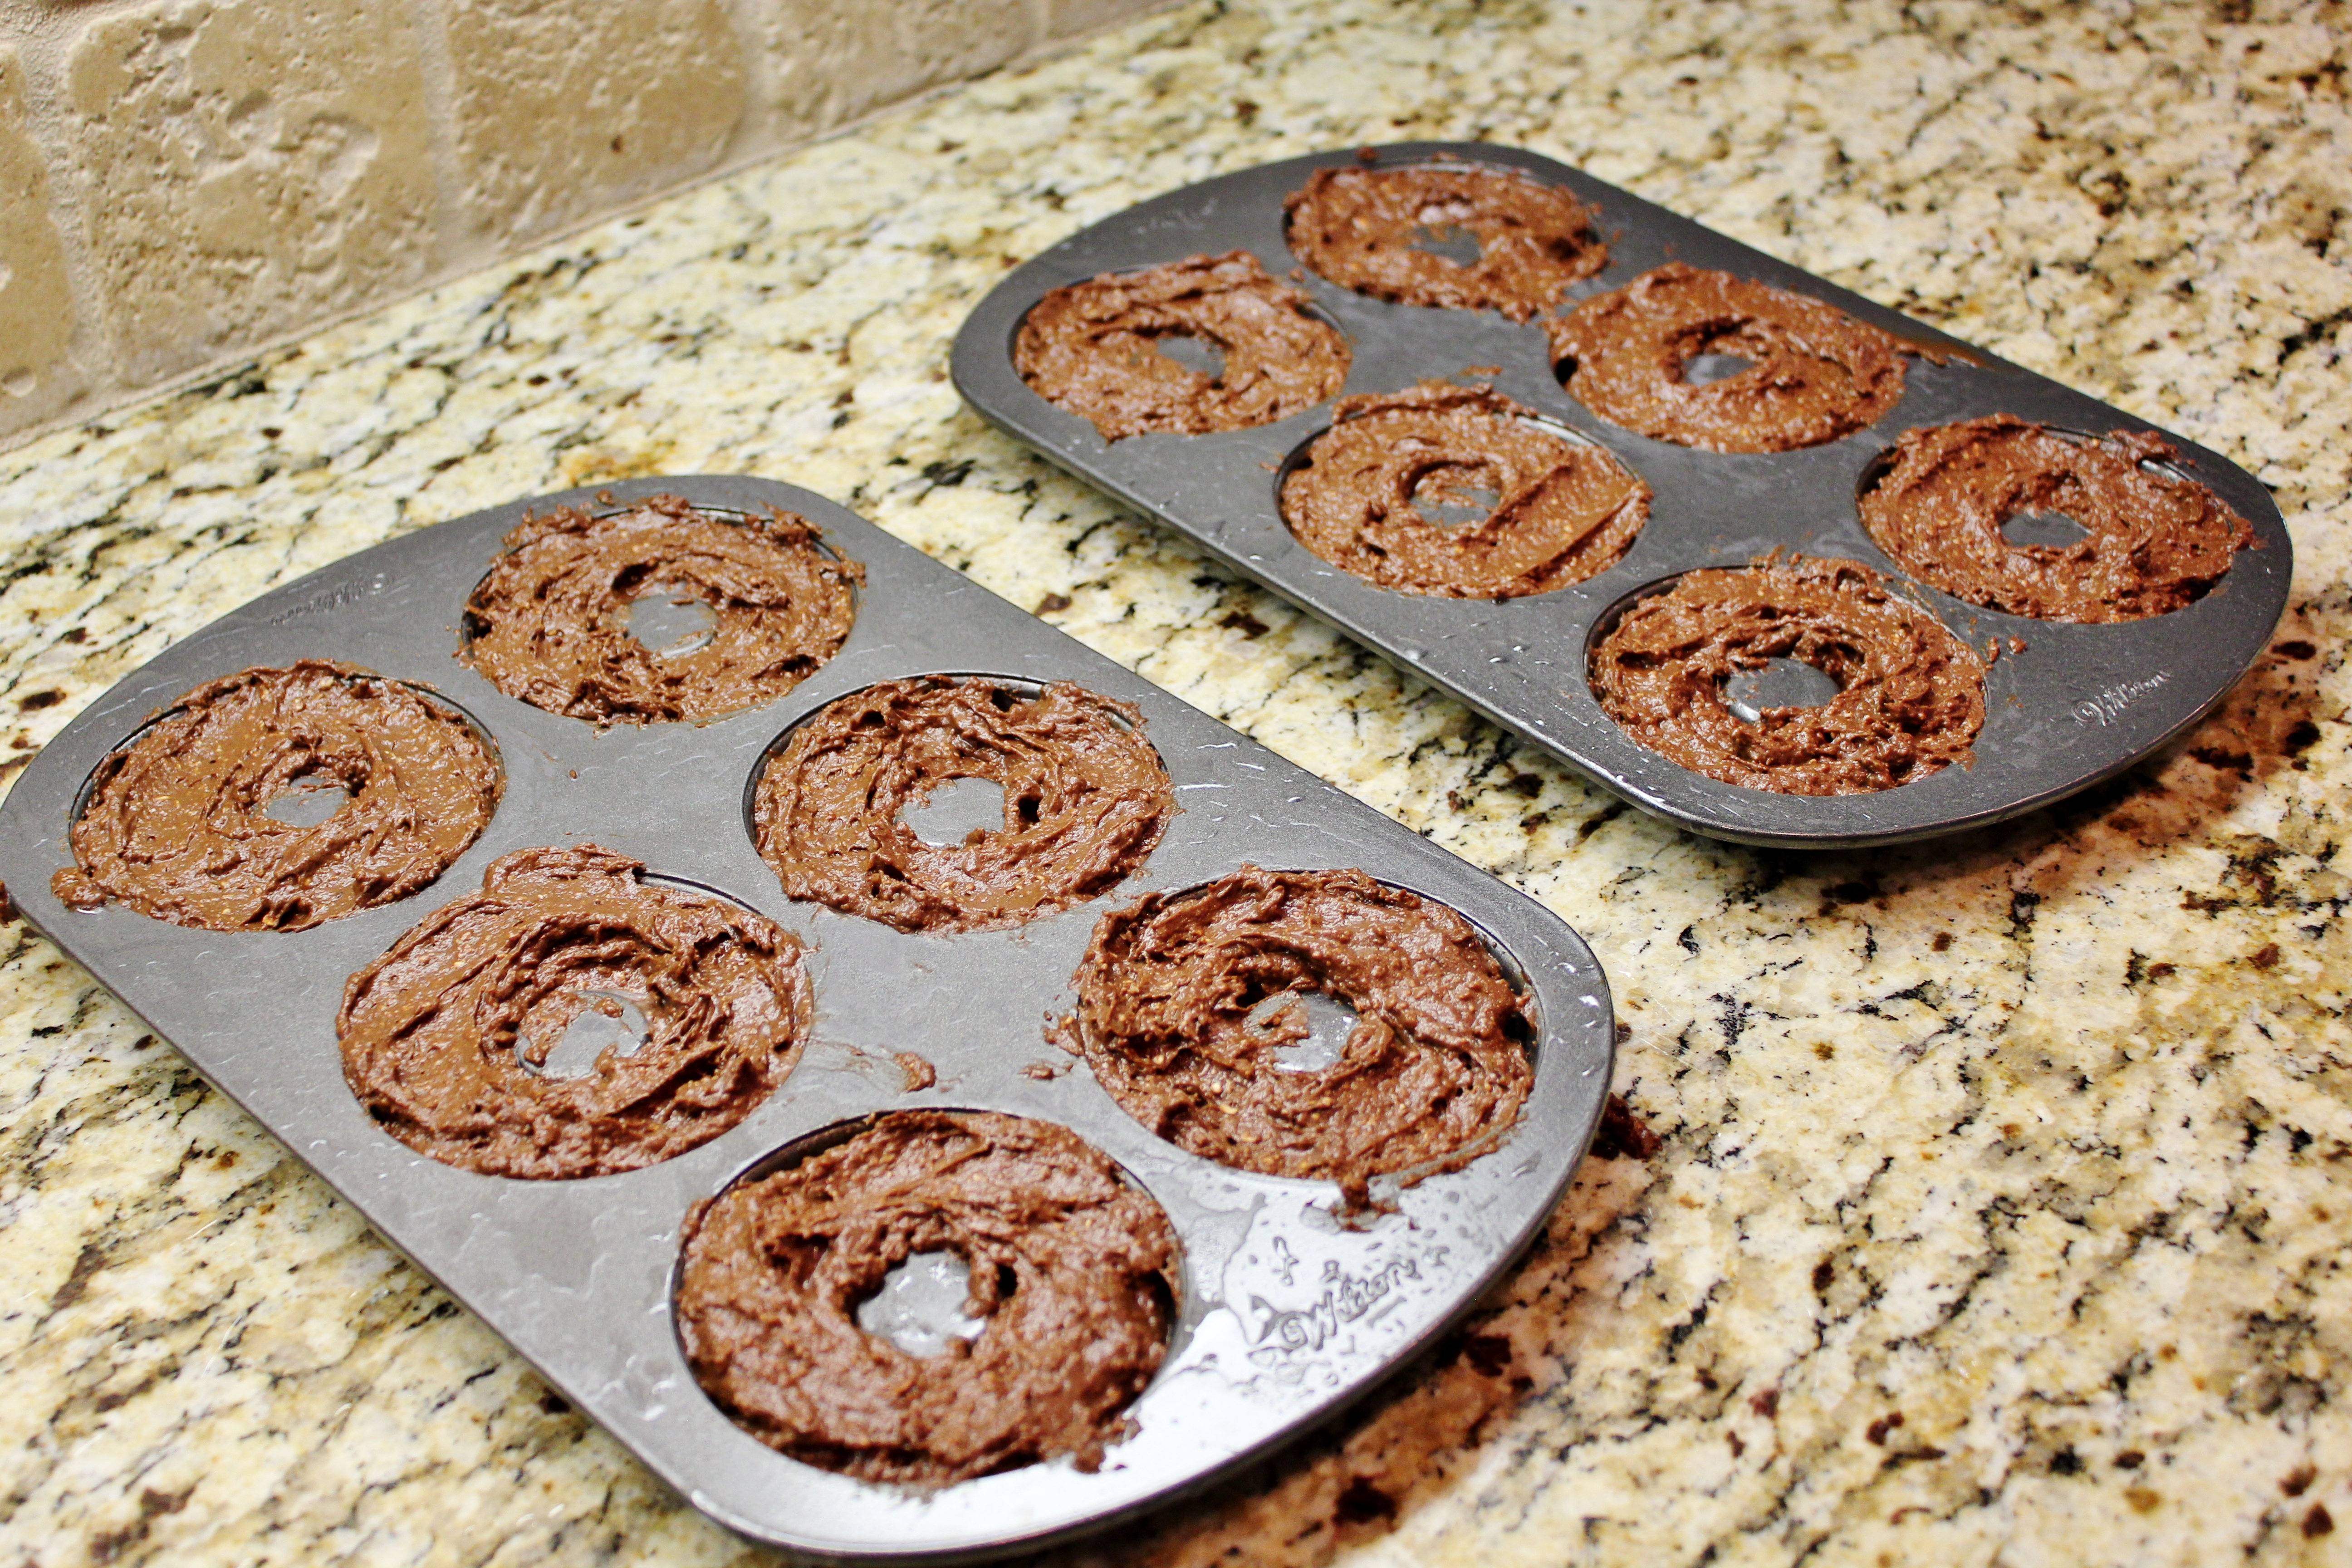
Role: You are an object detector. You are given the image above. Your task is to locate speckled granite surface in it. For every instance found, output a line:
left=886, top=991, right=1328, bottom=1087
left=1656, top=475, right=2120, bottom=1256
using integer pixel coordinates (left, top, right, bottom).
left=3, top=1, right=2349, bottom=1563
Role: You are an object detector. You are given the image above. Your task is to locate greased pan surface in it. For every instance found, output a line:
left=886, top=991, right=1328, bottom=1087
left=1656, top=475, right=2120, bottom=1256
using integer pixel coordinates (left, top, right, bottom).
left=950, top=144, right=2293, bottom=848
left=0, top=476, right=1613, bottom=1564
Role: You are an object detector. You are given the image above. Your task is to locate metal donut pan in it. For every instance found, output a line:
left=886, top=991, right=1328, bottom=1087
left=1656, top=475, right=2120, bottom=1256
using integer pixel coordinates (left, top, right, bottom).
left=0, top=475, right=1615, bottom=1564
left=949, top=143, right=2294, bottom=848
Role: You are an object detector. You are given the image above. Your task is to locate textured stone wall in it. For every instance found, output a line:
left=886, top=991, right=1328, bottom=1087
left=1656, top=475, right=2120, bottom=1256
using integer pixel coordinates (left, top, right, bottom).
left=0, top=0, right=1172, bottom=447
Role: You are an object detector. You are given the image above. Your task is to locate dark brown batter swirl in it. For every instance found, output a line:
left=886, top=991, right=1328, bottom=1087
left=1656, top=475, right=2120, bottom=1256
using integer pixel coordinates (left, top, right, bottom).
left=1547, top=264, right=1911, bottom=452
left=1060, top=867, right=1533, bottom=1203
left=1013, top=251, right=1350, bottom=441
left=1857, top=414, right=2255, bottom=622
left=676, top=1110, right=1177, bottom=1486
left=54, top=660, right=501, bottom=932
left=753, top=677, right=1174, bottom=935
left=1279, top=381, right=1651, bottom=598
left=460, top=494, right=861, bottom=725
left=1283, top=162, right=1607, bottom=320
left=1590, top=556, right=1986, bottom=795
left=338, top=844, right=807, bottom=1179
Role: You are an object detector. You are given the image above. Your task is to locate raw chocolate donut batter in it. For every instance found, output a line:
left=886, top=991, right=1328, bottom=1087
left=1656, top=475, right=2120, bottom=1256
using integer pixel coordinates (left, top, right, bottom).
left=1060, top=867, right=1533, bottom=1202
left=676, top=1109, right=1178, bottom=1486
left=54, top=661, right=501, bottom=932
left=1284, top=162, right=1607, bottom=320
left=1548, top=264, right=1911, bottom=453
left=1013, top=251, right=1350, bottom=441
left=1857, top=414, right=2254, bottom=622
left=1280, top=381, right=1651, bottom=598
left=1590, top=556, right=1985, bottom=795
left=460, top=494, right=861, bottom=725
left=754, top=677, right=1174, bottom=934
left=339, top=845, right=807, bottom=1179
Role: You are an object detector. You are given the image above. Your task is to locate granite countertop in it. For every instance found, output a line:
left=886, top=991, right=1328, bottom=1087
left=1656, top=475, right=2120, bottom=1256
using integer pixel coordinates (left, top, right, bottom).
left=4, top=1, right=2348, bottom=1563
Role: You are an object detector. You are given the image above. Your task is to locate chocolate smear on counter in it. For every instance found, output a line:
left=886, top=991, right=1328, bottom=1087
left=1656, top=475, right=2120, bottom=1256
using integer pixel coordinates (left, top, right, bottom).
left=1590, top=1093, right=1661, bottom=1161
left=754, top=677, right=1173, bottom=934
left=55, top=661, right=501, bottom=932
left=1284, top=162, right=1607, bottom=320
left=676, top=1109, right=1177, bottom=1486
left=1014, top=251, right=1349, bottom=441
left=1280, top=381, right=1651, bottom=598
left=1060, top=866, right=1532, bottom=1205
left=338, top=844, right=807, bottom=1178
left=1548, top=263, right=1912, bottom=452
left=1857, top=414, right=2254, bottom=622
left=460, top=494, right=860, bottom=725
left=1590, top=555, right=1985, bottom=795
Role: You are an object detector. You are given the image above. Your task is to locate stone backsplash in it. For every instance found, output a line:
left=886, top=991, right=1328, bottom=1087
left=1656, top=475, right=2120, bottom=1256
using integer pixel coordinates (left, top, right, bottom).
left=0, top=0, right=1171, bottom=447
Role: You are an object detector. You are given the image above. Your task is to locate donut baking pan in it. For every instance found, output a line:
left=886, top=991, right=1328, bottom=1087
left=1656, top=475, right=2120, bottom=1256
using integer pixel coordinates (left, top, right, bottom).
left=950, top=143, right=2294, bottom=848
left=0, top=475, right=1614, bottom=1564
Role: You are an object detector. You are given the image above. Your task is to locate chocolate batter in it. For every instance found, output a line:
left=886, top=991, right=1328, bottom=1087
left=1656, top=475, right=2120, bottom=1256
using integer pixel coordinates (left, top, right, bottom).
left=1547, top=264, right=1912, bottom=452
left=1279, top=381, right=1651, bottom=598
left=753, top=677, right=1174, bottom=934
left=1060, top=867, right=1533, bottom=1203
left=1589, top=555, right=1986, bottom=795
left=676, top=1109, right=1177, bottom=1486
left=339, top=844, right=808, bottom=1179
left=1013, top=251, right=1350, bottom=441
left=461, top=494, right=862, bottom=725
left=1284, top=162, right=1607, bottom=320
left=54, top=661, right=501, bottom=932
left=1857, top=414, right=2255, bottom=622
